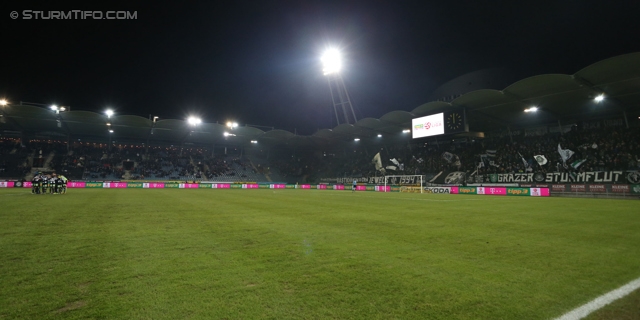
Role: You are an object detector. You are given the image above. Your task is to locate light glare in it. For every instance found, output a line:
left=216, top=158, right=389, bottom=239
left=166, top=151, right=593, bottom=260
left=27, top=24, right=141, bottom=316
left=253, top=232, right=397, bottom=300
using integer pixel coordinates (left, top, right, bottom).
left=105, top=109, right=114, bottom=117
left=322, top=49, right=342, bottom=75
left=0, top=99, right=7, bottom=106
left=594, top=94, right=605, bottom=103
left=187, top=116, right=202, bottom=126
left=524, top=106, right=538, bottom=113
left=402, top=129, right=410, bottom=133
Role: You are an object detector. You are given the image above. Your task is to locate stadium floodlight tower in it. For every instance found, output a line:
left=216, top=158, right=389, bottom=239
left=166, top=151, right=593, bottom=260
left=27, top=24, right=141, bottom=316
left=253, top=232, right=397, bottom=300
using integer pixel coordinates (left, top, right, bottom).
left=322, top=48, right=357, bottom=125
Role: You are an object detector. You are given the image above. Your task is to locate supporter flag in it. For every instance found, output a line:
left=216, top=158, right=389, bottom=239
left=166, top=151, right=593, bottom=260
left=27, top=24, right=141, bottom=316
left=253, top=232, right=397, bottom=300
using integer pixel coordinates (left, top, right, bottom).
left=557, top=144, right=575, bottom=164
left=390, top=158, right=404, bottom=171
left=480, top=154, right=489, bottom=166
left=477, top=161, right=484, bottom=168
left=372, top=153, right=384, bottom=172
left=385, top=165, right=397, bottom=171
left=486, top=150, right=497, bottom=157
left=534, top=155, right=548, bottom=166
left=490, top=161, right=499, bottom=167
left=442, top=152, right=454, bottom=163
left=518, top=152, right=528, bottom=168
left=570, top=159, right=587, bottom=170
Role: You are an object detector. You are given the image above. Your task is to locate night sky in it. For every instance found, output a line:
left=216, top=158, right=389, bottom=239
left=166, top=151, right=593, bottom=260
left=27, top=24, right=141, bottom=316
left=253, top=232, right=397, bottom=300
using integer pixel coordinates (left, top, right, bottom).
left=3, top=1, right=639, bottom=135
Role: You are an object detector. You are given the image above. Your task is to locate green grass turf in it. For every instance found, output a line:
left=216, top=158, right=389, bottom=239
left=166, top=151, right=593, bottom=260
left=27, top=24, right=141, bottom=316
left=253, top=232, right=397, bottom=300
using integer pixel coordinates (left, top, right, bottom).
left=0, top=188, right=639, bottom=319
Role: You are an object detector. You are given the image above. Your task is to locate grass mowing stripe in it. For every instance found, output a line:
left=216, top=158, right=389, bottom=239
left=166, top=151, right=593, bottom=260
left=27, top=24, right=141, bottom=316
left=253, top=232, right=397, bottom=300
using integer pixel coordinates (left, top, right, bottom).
left=553, top=277, right=640, bottom=320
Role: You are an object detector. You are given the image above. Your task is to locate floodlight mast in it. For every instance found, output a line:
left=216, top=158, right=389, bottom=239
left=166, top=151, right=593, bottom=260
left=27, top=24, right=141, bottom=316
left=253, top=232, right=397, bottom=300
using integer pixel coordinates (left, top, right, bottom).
left=322, top=49, right=357, bottom=125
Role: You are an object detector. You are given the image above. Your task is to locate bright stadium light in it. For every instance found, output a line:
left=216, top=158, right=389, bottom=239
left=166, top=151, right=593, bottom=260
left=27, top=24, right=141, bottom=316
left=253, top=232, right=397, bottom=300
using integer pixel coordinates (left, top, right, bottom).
left=524, top=106, right=538, bottom=113
left=59, top=107, right=66, bottom=111
left=322, top=48, right=342, bottom=75
left=594, top=94, right=605, bottom=103
left=250, top=140, right=258, bottom=144
left=354, top=138, right=360, bottom=141
left=0, top=99, right=8, bottom=106
left=187, top=116, right=202, bottom=126
left=50, top=105, right=58, bottom=111
left=108, top=129, right=114, bottom=133
left=106, top=122, right=111, bottom=126
left=105, top=109, right=114, bottom=118
left=226, top=121, right=238, bottom=128
left=402, top=129, right=411, bottom=133
left=377, top=134, right=382, bottom=138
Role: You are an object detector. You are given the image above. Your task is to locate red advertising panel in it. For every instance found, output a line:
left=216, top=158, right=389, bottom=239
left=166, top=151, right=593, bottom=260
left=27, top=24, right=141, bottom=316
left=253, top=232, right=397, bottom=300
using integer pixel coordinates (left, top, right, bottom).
left=355, top=185, right=367, bottom=191
left=611, top=184, right=630, bottom=193
left=588, top=184, right=606, bottom=193
left=570, top=184, right=587, bottom=192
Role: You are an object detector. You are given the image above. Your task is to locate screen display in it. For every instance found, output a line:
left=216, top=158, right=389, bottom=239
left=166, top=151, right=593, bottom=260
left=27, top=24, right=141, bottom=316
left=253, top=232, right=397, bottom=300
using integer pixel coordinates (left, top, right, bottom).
left=412, top=113, right=445, bottom=138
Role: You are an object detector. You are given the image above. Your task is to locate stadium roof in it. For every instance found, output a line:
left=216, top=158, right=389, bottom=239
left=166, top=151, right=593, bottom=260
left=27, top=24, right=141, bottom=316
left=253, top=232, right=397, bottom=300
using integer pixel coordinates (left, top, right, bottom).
left=1, top=52, right=639, bottom=147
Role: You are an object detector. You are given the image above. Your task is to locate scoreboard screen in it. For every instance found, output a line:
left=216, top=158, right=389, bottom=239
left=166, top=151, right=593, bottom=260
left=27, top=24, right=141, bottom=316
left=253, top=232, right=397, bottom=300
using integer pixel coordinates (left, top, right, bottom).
left=412, top=113, right=444, bottom=138
left=411, top=110, right=467, bottom=139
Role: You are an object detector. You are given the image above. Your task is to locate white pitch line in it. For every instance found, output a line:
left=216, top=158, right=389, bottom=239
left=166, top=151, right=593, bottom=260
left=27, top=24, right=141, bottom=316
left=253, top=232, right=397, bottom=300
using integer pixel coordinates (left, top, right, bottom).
left=0, top=193, right=26, bottom=196
left=553, top=276, right=640, bottom=320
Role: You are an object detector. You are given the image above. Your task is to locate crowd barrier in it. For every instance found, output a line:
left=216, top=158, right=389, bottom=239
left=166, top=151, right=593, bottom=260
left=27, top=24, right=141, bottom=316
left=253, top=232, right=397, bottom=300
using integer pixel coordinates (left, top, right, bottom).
left=0, top=181, right=553, bottom=197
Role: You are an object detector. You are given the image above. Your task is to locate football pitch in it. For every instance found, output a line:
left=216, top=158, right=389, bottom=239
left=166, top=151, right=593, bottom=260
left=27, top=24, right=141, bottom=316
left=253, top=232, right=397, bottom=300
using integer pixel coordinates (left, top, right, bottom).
left=1, top=188, right=639, bottom=319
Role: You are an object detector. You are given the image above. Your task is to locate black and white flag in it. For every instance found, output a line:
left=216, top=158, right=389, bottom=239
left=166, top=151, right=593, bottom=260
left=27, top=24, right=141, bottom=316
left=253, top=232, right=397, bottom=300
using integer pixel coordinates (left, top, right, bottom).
left=534, top=155, right=548, bottom=166
left=558, top=144, right=575, bottom=164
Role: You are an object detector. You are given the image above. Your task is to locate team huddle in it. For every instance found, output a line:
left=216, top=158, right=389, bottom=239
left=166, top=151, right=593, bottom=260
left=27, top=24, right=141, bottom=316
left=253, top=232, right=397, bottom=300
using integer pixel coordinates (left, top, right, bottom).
left=31, top=173, right=68, bottom=194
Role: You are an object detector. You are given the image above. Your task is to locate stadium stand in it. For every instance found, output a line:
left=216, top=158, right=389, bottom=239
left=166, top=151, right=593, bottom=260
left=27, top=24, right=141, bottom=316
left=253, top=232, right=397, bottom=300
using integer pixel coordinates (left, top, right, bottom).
left=1, top=53, right=639, bottom=184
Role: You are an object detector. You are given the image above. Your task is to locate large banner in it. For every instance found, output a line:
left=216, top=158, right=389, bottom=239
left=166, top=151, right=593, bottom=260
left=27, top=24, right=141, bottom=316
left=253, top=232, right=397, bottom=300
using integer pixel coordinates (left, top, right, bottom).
left=429, top=171, right=466, bottom=184
left=471, top=171, right=640, bottom=184
left=322, top=175, right=430, bottom=185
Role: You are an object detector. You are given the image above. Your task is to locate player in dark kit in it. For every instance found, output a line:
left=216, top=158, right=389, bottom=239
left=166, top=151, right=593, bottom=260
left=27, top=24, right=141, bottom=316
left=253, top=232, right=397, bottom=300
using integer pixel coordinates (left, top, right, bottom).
left=31, top=174, right=40, bottom=194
